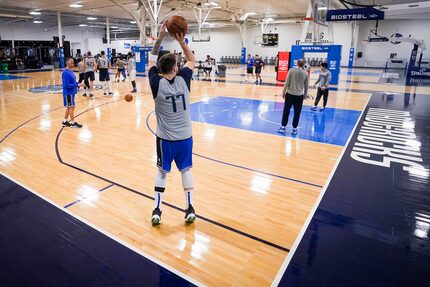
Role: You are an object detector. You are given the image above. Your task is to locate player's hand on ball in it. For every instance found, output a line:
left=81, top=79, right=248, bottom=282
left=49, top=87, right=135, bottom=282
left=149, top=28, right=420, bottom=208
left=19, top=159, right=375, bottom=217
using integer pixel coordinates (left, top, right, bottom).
left=159, top=22, right=168, bottom=39
left=174, top=32, right=185, bottom=43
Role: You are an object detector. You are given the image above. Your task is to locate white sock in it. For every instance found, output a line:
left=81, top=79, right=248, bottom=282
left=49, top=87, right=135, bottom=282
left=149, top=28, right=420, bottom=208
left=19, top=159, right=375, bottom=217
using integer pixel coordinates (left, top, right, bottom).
left=102, top=81, right=106, bottom=93
left=154, top=169, right=167, bottom=210
left=184, top=189, right=194, bottom=209
left=154, top=191, right=164, bottom=209
left=63, top=118, right=68, bottom=122
left=108, top=81, right=112, bottom=93
left=181, top=170, right=194, bottom=208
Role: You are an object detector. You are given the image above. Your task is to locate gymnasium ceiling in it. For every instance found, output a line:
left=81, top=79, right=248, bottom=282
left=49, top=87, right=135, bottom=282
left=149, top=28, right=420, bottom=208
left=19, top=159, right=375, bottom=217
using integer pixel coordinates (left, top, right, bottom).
left=0, top=0, right=428, bottom=31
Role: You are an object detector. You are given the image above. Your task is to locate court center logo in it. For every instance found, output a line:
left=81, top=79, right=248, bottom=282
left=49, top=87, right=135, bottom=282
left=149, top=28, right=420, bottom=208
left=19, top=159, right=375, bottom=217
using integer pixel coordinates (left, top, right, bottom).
left=29, top=84, right=102, bottom=94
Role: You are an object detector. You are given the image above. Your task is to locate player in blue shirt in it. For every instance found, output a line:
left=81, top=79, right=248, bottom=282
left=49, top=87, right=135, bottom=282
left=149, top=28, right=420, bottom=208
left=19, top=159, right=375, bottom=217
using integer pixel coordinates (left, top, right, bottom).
left=62, top=58, right=85, bottom=128
left=245, top=54, right=254, bottom=83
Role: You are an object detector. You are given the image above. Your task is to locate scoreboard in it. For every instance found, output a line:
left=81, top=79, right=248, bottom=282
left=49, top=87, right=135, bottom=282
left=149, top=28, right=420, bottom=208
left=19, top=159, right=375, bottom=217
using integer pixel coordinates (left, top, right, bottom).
left=262, top=33, right=278, bottom=47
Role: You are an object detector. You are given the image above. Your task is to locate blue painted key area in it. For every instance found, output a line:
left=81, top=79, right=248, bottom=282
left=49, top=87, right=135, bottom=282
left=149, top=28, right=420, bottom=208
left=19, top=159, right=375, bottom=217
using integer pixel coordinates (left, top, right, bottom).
left=190, top=96, right=361, bottom=146
left=278, top=92, right=430, bottom=287
left=0, top=175, right=195, bottom=287
left=0, top=74, right=28, bottom=80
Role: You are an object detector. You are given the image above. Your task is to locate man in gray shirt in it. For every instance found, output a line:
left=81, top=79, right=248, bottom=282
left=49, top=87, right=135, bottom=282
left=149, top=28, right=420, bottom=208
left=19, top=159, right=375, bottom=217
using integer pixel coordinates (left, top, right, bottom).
left=148, top=22, right=197, bottom=226
left=311, top=62, right=332, bottom=111
left=277, top=59, right=309, bottom=135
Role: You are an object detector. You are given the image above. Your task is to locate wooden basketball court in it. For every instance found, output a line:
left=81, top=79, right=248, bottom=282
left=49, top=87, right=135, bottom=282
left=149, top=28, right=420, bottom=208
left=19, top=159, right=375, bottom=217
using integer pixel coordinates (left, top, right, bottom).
left=3, top=65, right=426, bottom=286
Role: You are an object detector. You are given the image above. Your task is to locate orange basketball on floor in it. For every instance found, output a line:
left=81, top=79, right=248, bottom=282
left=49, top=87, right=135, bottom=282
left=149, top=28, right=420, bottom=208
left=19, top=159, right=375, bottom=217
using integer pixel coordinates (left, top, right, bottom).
left=166, top=15, right=188, bottom=36
left=124, top=94, right=133, bottom=102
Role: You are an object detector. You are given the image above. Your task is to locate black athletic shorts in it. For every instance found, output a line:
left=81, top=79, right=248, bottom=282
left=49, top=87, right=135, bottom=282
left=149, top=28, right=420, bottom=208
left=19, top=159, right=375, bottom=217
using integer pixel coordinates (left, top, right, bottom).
left=99, top=69, right=110, bottom=81
left=84, top=71, right=95, bottom=82
left=117, top=68, right=124, bottom=72
left=78, top=73, right=85, bottom=83
left=255, top=68, right=262, bottom=74
left=246, top=68, right=253, bottom=74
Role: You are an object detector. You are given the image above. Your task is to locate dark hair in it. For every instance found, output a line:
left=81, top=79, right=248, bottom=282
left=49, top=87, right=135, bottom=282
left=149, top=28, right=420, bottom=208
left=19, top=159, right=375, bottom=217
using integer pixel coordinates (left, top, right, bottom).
left=159, top=53, right=177, bottom=74
left=157, top=50, right=170, bottom=63
left=321, top=62, right=328, bottom=68
left=101, top=51, right=105, bottom=56
left=87, top=51, right=92, bottom=56
left=65, top=57, right=74, bottom=63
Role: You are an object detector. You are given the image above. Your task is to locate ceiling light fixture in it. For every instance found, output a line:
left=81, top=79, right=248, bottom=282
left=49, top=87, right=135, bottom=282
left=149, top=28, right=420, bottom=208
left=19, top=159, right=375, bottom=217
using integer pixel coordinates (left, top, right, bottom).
left=69, top=3, right=83, bottom=8
left=29, top=11, right=41, bottom=15
left=79, top=24, right=87, bottom=27
left=87, top=17, right=97, bottom=20
left=262, top=17, right=274, bottom=22
left=110, top=26, right=118, bottom=29
left=130, top=21, right=137, bottom=24
left=203, top=1, right=219, bottom=7
left=241, top=12, right=257, bottom=20
left=33, top=20, right=43, bottom=24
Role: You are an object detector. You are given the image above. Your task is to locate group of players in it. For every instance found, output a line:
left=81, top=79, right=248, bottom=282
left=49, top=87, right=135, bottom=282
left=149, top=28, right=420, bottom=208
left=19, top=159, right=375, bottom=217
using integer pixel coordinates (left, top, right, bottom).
left=76, top=51, right=138, bottom=98
left=245, top=53, right=265, bottom=85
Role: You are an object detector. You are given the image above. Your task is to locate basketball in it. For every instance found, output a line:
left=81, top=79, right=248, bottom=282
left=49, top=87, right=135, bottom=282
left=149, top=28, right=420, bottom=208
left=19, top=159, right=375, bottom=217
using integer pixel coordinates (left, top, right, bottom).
left=124, top=94, right=133, bottom=102
left=165, top=15, right=188, bottom=36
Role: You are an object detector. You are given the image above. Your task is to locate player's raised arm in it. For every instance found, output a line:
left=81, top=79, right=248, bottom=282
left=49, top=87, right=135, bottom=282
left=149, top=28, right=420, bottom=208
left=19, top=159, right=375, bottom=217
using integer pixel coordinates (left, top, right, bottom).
left=149, top=22, right=168, bottom=69
left=173, top=33, right=195, bottom=70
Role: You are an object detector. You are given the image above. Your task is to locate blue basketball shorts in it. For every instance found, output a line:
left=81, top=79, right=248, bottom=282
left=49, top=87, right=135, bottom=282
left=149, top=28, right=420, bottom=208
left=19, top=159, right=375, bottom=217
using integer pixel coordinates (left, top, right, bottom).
left=156, top=137, right=193, bottom=173
left=63, top=94, right=75, bottom=107
left=99, top=69, right=110, bottom=81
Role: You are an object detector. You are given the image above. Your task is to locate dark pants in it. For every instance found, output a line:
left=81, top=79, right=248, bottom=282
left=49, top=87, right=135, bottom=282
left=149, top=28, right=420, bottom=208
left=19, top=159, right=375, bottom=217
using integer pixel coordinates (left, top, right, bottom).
left=314, top=87, right=329, bottom=107
left=281, top=94, right=304, bottom=128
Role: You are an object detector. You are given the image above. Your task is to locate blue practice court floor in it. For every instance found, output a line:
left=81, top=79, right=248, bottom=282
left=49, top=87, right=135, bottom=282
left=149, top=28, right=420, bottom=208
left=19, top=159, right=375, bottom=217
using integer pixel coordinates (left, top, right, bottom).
left=190, top=96, right=361, bottom=146
left=0, top=74, right=28, bottom=80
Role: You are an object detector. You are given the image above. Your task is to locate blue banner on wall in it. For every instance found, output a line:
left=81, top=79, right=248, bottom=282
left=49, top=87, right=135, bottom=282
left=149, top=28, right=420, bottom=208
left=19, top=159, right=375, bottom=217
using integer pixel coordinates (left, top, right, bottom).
left=290, top=45, right=342, bottom=85
left=124, top=43, right=131, bottom=49
left=241, top=47, right=246, bottom=64
left=348, top=48, right=354, bottom=68
left=59, top=47, right=65, bottom=69
left=107, top=48, right=112, bottom=63
left=326, top=8, right=384, bottom=22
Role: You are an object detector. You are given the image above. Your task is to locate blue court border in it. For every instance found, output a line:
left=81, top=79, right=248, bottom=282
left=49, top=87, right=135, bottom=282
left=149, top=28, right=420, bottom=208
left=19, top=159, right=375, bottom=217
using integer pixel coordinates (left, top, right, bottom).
left=0, top=173, right=198, bottom=287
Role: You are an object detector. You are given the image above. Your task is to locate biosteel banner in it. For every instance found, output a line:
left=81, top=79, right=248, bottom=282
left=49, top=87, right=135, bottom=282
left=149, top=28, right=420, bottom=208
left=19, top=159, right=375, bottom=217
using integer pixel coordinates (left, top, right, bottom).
left=277, top=51, right=290, bottom=82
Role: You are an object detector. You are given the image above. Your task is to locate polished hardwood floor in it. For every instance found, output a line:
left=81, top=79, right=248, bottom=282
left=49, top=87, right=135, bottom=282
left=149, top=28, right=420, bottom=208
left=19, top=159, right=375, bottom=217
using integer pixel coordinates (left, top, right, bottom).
left=1, top=65, right=421, bottom=286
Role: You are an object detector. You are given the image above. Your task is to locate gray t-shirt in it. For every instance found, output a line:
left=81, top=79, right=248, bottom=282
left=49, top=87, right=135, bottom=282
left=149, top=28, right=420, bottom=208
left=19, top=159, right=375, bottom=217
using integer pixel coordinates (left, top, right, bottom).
left=127, top=58, right=136, bottom=72
left=97, top=57, right=109, bottom=70
left=84, top=56, right=95, bottom=73
left=78, top=61, right=85, bottom=74
left=149, top=66, right=193, bottom=141
left=315, top=69, right=332, bottom=87
left=117, top=59, right=125, bottom=69
left=282, top=67, right=309, bottom=97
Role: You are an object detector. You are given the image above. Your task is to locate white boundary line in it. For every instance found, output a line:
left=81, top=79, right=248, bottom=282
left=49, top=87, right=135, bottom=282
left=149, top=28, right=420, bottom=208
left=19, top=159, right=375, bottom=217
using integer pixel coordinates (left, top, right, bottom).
left=0, top=172, right=206, bottom=287
left=270, top=94, right=372, bottom=286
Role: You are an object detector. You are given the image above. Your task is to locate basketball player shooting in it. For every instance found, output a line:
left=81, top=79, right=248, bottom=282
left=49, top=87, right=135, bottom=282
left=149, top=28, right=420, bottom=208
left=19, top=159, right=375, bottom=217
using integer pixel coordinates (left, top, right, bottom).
left=148, top=20, right=197, bottom=225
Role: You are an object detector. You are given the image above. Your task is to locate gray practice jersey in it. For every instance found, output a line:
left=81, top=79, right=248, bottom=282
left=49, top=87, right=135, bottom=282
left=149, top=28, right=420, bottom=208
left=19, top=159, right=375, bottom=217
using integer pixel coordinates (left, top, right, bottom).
left=117, top=59, right=125, bottom=69
left=282, top=67, right=309, bottom=97
left=78, top=61, right=85, bottom=74
left=148, top=66, right=193, bottom=141
left=127, top=58, right=136, bottom=72
left=97, top=57, right=109, bottom=70
left=315, top=69, right=332, bottom=87
left=84, top=56, right=95, bottom=72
